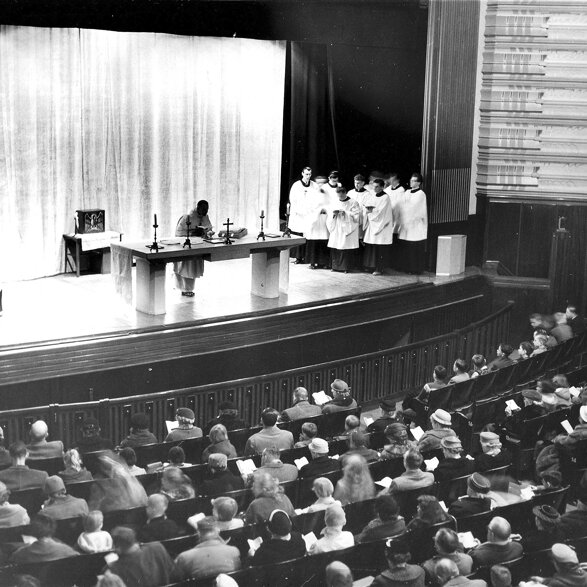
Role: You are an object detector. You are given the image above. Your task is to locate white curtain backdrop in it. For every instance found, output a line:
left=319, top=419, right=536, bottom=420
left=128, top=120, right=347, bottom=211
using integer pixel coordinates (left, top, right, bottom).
left=0, top=26, right=286, bottom=281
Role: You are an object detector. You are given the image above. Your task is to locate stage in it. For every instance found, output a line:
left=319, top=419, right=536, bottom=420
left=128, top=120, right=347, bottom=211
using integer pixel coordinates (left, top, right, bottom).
left=0, top=259, right=482, bottom=349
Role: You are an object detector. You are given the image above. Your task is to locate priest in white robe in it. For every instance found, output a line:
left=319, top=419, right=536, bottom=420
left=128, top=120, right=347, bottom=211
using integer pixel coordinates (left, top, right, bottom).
left=288, top=166, right=315, bottom=263
left=362, top=178, right=394, bottom=275
left=305, top=183, right=334, bottom=269
left=326, top=187, right=361, bottom=272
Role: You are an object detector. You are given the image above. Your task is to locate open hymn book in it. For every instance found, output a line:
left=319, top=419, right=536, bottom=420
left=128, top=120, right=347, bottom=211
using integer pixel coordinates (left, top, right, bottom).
left=236, top=459, right=257, bottom=476
left=312, top=391, right=332, bottom=406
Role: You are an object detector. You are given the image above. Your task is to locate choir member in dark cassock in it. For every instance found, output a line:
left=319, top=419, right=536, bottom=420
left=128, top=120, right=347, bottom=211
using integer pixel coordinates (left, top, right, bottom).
left=326, top=186, right=361, bottom=273
left=474, top=432, right=511, bottom=472
left=448, top=473, right=493, bottom=518
left=362, top=178, right=394, bottom=276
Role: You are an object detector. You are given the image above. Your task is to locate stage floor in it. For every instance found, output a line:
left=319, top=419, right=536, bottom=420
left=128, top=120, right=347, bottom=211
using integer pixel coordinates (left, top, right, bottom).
left=0, top=260, right=481, bottom=349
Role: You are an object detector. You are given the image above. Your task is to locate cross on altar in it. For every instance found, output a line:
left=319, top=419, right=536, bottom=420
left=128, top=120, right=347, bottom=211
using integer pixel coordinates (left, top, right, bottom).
left=223, top=218, right=234, bottom=245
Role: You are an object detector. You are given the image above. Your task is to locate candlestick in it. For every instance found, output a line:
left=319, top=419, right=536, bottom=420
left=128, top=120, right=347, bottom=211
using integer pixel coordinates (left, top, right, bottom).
left=261, top=209, right=265, bottom=217
left=154, top=213, right=157, bottom=226
left=286, top=203, right=290, bottom=215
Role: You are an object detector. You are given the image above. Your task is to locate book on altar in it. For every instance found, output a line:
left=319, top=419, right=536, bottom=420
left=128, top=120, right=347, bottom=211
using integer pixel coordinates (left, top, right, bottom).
left=312, top=391, right=332, bottom=406
left=165, top=420, right=179, bottom=434
left=375, top=477, right=393, bottom=488
left=411, top=426, right=424, bottom=441
left=303, top=532, right=318, bottom=550
left=236, top=459, right=257, bottom=476
left=295, top=456, right=309, bottom=469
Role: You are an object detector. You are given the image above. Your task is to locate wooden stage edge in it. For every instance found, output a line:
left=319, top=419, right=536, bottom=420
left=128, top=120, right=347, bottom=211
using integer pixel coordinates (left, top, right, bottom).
left=0, top=259, right=483, bottom=351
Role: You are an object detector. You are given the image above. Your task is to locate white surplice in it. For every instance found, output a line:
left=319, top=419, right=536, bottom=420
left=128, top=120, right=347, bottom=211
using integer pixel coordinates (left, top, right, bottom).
left=326, top=197, right=361, bottom=250
left=385, top=184, right=406, bottom=233
left=289, top=180, right=316, bottom=233
left=397, top=189, right=428, bottom=241
left=362, top=193, right=394, bottom=245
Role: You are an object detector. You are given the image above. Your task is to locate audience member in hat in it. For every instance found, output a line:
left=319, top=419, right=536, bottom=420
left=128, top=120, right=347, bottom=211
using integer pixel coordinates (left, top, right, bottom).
left=160, top=466, right=195, bottom=501
left=529, top=543, right=587, bottom=587
left=434, top=436, right=475, bottom=487
left=11, top=514, right=79, bottom=563
left=341, top=430, right=379, bottom=466
left=501, top=389, right=546, bottom=438
left=448, top=359, right=470, bottom=385
left=469, top=355, right=489, bottom=379
left=0, top=441, right=48, bottom=491
left=334, top=454, right=376, bottom=506
left=418, top=410, right=457, bottom=454
left=558, top=472, right=587, bottom=538
left=367, top=399, right=402, bottom=433
left=523, top=505, right=565, bottom=552
left=210, top=496, right=244, bottom=531
left=107, top=526, right=175, bottom=586
left=201, top=453, right=243, bottom=498
left=322, top=379, right=358, bottom=414
left=475, top=432, right=512, bottom=472
left=435, top=558, right=487, bottom=587
left=138, top=493, right=181, bottom=543
left=295, top=421, right=319, bottom=448
left=533, top=470, right=563, bottom=495
left=309, top=503, right=354, bottom=554
left=371, top=538, right=426, bottom=587
left=119, top=447, right=146, bottom=476
left=490, top=565, right=512, bottom=587
left=40, top=475, right=89, bottom=520
left=468, top=516, right=523, bottom=568
left=26, top=420, right=64, bottom=460
left=302, top=477, right=341, bottom=513
left=256, top=446, right=299, bottom=484
left=448, top=473, right=493, bottom=518
left=380, top=423, right=417, bottom=460
left=487, top=344, right=515, bottom=372
left=58, top=448, right=93, bottom=484
left=553, top=406, right=587, bottom=451
left=250, top=509, right=306, bottom=566
left=245, top=471, right=295, bottom=525
left=551, top=312, right=573, bottom=344
left=357, top=494, right=405, bottom=543
left=244, top=408, right=294, bottom=456
left=77, top=510, right=113, bottom=553
left=119, top=413, right=158, bottom=449
left=74, top=417, right=114, bottom=454
left=164, top=408, right=202, bottom=442
left=299, top=438, right=340, bottom=478
left=381, top=449, right=434, bottom=495
left=203, top=401, right=247, bottom=435
left=406, top=494, right=451, bottom=531
left=325, top=561, right=354, bottom=587
left=201, top=424, right=237, bottom=462
left=279, top=387, right=322, bottom=422
left=423, top=528, right=474, bottom=586
left=0, top=481, right=30, bottom=528
left=334, top=415, right=361, bottom=441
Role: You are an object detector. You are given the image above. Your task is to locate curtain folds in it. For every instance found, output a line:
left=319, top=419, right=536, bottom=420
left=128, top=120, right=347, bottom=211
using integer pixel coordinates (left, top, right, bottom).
left=0, top=26, right=285, bottom=281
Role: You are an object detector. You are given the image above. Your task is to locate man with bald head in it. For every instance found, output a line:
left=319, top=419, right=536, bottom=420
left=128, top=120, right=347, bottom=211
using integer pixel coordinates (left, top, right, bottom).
left=26, top=420, right=64, bottom=459
left=326, top=561, right=354, bottom=587
left=279, top=387, right=322, bottom=422
left=435, top=558, right=487, bottom=587
left=468, top=516, right=523, bottom=567
left=138, top=493, right=181, bottom=543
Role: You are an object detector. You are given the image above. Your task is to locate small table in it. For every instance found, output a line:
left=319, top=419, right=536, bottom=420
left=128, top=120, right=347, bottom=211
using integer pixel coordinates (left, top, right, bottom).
left=63, top=232, right=122, bottom=277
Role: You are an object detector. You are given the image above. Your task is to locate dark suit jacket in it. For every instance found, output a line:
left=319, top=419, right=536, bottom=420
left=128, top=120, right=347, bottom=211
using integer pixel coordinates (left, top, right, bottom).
left=299, top=456, right=340, bottom=478
left=0, top=465, right=48, bottom=491
left=280, top=401, right=322, bottom=422
left=201, top=470, right=244, bottom=496
left=26, top=440, right=64, bottom=459
left=448, top=497, right=492, bottom=518
left=487, top=356, right=514, bottom=372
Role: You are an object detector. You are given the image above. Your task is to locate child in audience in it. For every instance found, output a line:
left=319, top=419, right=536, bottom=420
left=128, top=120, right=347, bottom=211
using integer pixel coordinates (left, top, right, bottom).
left=77, top=510, right=113, bottom=553
left=303, top=477, right=341, bottom=513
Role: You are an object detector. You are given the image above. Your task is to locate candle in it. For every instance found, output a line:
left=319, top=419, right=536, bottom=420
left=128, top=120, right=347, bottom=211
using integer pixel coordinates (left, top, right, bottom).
left=154, top=213, right=157, bottom=225
left=261, top=209, right=265, bottom=217
left=286, top=203, right=291, bottom=214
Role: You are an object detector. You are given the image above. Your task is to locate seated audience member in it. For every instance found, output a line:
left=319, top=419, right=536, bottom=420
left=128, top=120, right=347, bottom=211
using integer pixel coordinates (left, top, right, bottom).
left=367, top=399, right=402, bottom=433
left=341, top=429, right=379, bottom=466
left=475, top=432, right=511, bottom=472
left=406, top=494, right=451, bottom=531
left=309, top=503, right=354, bottom=554
left=26, top=420, right=64, bottom=460
left=0, top=441, right=48, bottom=491
left=370, top=538, right=425, bottom=587
left=533, top=470, right=563, bottom=495
left=250, top=509, right=306, bottom=566
left=380, top=423, right=417, bottom=460
left=160, top=466, right=195, bottom=501
left=322, top=379, right=358, bottom=414
left=201, top=453, right=244, bottom=496
left=302, top=477, right=341, bottom=513
left=566, top=304, right=586, bottom=336
left=448, top=473, right=493, bottom=518
left=523, top=505, right=565, bottom=552
left=490, top=566, right=512, bottom=587
left=537, top=378, right=557, bottom=401
left=245, top=471, right=296, bottom=525
left=0, top=427, right=11, bottom=470
left=558, top=475, right=587, bottom=538
left=203, top=401, right=247, bottom=435
left=41, top=475, right=89, bottom=520
left=501, top=389, right=546, bottom=438
left=552, top=375, right=573, bottom=407
left=334, top=415, right=361, bottom=441
left=175, top=516, right=240, bottom=580
left=165, top=446, right=191, bottom=468
left=334, top=454, right=376, bottom=506
left=448, top=359, right=470, bottom=385
left=211, top=496, right=244, bottom=531
left=164, top=408, right=203, bottom=442
left=119, top=413, right=158, bottom=449
left=551, top=312, right=573, bottom=344
left=470, top=355, right=489, bottom=378
left=414, top=365, right=449, bottom=406
left=468, top=516, right=523, bottom=568
left=418, top=410, right=457, bottom=454
left=326, top=561, right=354, bottom=587
left=77, top=510, right=113, bottom=553
left=357, top=494, right=405, bottom=543
left=201, top=424, right=237, bottom=462
left=107, top=526, right=175, bottom=587
left=0, top=481, right=30, bottom=528
left=139, top=493, right=181, bottom=543
left=11, top=514, right=79, bottom=563
left=119, top=447, right=146, bottom=476
left=517, top=341, right=534, bottom=361
left=244, top=408, right=294, bottom=456
left=487, top=344, right=515, bottom=372
left=530, top=543, right=587, bottom=587
left=435, top=558, right=487, bottom=587
left=435, top=436, right=475, bottom=485
left=256, top=446, right=299, bottom=483
left=423, top=528, right=474, bottom=585
left=97, top=573, right=126, bottom=587
left=553, top=405, right=587, bottom=451
left=294, top=422, right=318, bottom=448
left=299, top=438, right=340, bottom=478
left=279, top=387, right=322, bottom=422
left=531, top=333, right=550, bottom=356
left=382, top=449, right=434, bottom=495
left=58, top=448, right=93, bottom=484
left=74, top=417, right=114, bottom=454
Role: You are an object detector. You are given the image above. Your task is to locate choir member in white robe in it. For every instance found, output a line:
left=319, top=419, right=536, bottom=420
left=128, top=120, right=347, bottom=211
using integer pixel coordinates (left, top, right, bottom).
left=173, top=200, right=213, bottom=296
left=347, top=174, right=369, bottom=241
left=305, top=183, right=334, bottom=269
left=362, top=178, right=394, bottom=275
left=395, top=172, right=428, bottom=274
left=384, top=172, right=405, bottom=235
left=288, top=166, right=316, bottom=263
left=321, top=170, right=341, bottom=202
left=326, top=187, right=361, bottom=272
